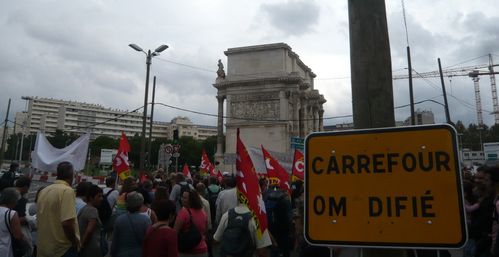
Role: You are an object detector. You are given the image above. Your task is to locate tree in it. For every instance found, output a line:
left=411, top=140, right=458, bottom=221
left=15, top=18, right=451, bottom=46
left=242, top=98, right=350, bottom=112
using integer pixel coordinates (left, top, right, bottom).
left=47, top=130, right=79, bottom=148
left=89, top=136, right=118, bottom=157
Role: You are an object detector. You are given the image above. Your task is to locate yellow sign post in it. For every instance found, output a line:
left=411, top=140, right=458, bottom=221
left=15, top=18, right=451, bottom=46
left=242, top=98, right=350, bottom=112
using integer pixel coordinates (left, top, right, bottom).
left=304, top=125, right=466, bottom=248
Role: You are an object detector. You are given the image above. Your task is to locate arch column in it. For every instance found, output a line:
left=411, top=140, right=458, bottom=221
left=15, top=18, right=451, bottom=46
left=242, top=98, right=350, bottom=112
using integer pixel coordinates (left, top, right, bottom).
left=318, top=108, right=324, bottom=131
left=215, top=95, right=225, bottom=165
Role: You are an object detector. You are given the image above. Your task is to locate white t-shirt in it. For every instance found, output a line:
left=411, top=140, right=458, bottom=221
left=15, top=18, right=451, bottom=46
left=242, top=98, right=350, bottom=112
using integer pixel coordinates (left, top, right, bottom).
left=215, top=187, right=238, bottom=224
left=103, top=187, right=119, bottom=209
left=0, top=206, right=17, bottom=257
left=214, top=205, right=272, bottom=250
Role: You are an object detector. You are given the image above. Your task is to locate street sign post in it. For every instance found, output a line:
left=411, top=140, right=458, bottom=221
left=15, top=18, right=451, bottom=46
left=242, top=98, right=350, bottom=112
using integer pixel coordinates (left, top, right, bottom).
left=304, top=125, right=466, bottom=248
left=291, top=136, right=304, bottom=150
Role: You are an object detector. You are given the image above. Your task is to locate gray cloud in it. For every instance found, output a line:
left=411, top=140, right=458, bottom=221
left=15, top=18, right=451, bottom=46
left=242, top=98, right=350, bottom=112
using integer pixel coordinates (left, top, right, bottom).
left=260, top=0, right=320, bottom=36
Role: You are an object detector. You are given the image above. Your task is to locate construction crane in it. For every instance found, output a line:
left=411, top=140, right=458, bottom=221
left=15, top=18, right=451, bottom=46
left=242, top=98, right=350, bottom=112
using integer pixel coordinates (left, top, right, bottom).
left=393, top=54, right=499, bottom=125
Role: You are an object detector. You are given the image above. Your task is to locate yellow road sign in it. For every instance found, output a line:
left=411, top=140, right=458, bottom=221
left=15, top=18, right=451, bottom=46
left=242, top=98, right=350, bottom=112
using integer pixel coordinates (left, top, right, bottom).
left=304, top=125, right=466, bottom=248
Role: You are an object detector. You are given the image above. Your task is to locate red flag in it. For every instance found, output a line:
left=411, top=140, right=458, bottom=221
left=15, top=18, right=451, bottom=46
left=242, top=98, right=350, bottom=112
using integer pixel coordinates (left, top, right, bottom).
left=261, top=146, right=291, bottom=194
left=182, top=163, right=192, bottom=179
left=113, top=132, right=131, bottom=180
left=236, top=129, right=268, bottom=238
left=291, top=149, right=304, bottom=181
left=200, top=149, right=216, bottom=176
left=217, top=170, right=223, bottom=183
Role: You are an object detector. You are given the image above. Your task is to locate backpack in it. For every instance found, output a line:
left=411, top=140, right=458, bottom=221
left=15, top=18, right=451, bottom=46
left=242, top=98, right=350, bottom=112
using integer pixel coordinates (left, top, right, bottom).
left=98, top=189, right=115, bottom=231
left=0, top=171, right=15, bottom=191
left=178, top=208, right=202, bottom=252
left=220, top=209, right=254, bottom=257
left=265, top=189, right=288, bottom=236
left=207, top=186, right=220, bottom=225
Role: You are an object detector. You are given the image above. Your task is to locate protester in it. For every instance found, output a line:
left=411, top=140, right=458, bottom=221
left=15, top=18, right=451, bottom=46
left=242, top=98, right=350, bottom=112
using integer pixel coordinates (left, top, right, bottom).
left=196, top=183, right=212, bottom=231
left=206, top=177, right=220, bottom=227
left=265, top=184, right=293, bottom=257
left=28, top=185, right=46, bottom=257
left=138, top=189, right=158, bottom=224
left=76, top=182, right=92, bottom=215
left=111, top=191, right=151, bottom=257
left=466, top=166, right=496, bottom=257
left=103, top=176, right=119, bottom=210
left=37, top=161, right=80, bottom=257
left=114, top=177, right=138, bottom=216
left=215, top=175, right=237, bottom=225
left=142, top=179, right=155, bottom=203
left=154, top=186, right=170, bottom=202
left=174, top=188, right=208, bottom=257
left=78, top=184, right=104, bottom=257
left=170, top=173, right=194, bottom=212
left=0, top=187, right=24, bottom=257
left=0, top=163, right=19, bottom=191
left=142, top=200, right=178, bottom=257
left=213, top=198, right=272, bottom=257
left=14, top=176, right=33, bottom=256
left=99, top=177, right=119, bottom=235
left=196, top=183, right=213, bottom=257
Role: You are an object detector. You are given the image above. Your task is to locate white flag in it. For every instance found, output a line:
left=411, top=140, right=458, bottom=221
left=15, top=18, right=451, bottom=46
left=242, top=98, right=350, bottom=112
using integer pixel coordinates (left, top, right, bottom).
left=32, top=131, right=90, bottom=172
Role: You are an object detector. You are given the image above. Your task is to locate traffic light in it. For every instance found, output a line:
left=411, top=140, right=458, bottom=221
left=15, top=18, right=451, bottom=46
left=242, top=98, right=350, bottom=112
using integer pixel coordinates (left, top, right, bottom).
left=173, top=129, right=179, bottom=141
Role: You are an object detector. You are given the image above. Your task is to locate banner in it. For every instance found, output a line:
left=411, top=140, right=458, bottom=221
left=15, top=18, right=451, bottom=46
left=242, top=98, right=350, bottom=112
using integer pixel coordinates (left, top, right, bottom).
left=291, top=149, right=304, bottom=181
left=32, top=131, right=90, bottom=172
left=183, top=163, right=192, bottom=179
left=236, top=129, right=268, bottom=238
left=113, top=132, right=131, bottom=180
left=261, top=145, right=291, bottom=194
left=200, top=149, right=215, bottom=176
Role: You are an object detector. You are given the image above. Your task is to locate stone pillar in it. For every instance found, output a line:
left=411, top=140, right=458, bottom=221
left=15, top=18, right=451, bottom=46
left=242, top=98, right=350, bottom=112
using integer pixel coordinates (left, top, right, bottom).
left=299, top=106, right=305, bottom=137
left=215, top=95, right=225, bottom=166
left=279, top=91, right=288, bottom=120
left=318, top=109, right=324, bottom=131
left=313, top=106, right=319, bottom=131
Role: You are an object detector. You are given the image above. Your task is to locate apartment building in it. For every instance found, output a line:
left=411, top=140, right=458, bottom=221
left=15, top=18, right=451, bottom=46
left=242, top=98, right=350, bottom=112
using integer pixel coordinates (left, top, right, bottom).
left=18, top=97, right=217, bottom=141
left=169, top=116, right=217, bottom=141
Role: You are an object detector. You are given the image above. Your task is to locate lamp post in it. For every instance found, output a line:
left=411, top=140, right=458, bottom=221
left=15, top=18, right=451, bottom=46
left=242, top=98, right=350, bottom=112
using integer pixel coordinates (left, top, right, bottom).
left=19, top=96, right=31, bottom=164
left=129, top=43, right=168, bottom=170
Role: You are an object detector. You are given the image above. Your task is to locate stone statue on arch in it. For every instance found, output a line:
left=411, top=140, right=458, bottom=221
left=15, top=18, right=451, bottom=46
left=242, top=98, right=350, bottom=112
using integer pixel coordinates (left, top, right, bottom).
left=217, top=59, right=226, bottom=79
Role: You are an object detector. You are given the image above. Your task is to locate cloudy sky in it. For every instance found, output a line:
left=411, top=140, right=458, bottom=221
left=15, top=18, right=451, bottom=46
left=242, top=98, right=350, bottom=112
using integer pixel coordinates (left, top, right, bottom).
left=2, top=0, right=499, bottom=129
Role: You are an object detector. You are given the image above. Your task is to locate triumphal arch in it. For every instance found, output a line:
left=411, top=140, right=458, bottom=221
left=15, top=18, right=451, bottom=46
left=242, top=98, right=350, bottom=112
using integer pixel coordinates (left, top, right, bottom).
left=213, top=43, right=326, bottom=171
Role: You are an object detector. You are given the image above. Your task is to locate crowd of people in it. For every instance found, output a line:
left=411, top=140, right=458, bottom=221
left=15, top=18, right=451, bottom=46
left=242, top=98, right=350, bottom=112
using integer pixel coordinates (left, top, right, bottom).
left=7, top=161, right=498, bottom=257
left=0, top=161, right=315, bottom=257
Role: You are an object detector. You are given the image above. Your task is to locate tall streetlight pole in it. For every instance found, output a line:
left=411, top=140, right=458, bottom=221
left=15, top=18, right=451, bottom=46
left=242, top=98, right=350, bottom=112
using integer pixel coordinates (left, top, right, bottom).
left=147, top=76, right=157, bottom=167
left=19, top=96, right=31, bottom=164
left=129, top=43, right=168, bottom=171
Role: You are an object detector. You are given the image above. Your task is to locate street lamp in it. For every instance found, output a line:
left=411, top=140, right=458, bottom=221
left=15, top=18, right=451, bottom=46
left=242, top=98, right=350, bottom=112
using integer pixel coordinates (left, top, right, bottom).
left=129, top=43, right=169, bottom=170
left=19, top=96, right=31, bottom=164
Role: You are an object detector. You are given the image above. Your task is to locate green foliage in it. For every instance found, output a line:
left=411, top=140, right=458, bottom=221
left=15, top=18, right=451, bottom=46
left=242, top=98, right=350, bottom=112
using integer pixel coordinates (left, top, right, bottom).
left=89, top=136, right=118, bottom=156
left=47, top=130, right=80, bottom=148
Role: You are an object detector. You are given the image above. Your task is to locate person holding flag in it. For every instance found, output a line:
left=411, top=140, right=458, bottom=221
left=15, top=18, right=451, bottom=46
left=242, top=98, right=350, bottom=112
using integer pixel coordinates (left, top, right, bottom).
left=213, top=129, right=271, bottom=257
left=261, top=146, right=293, bottom=257
left=113, top=132, right=131, bottom=180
